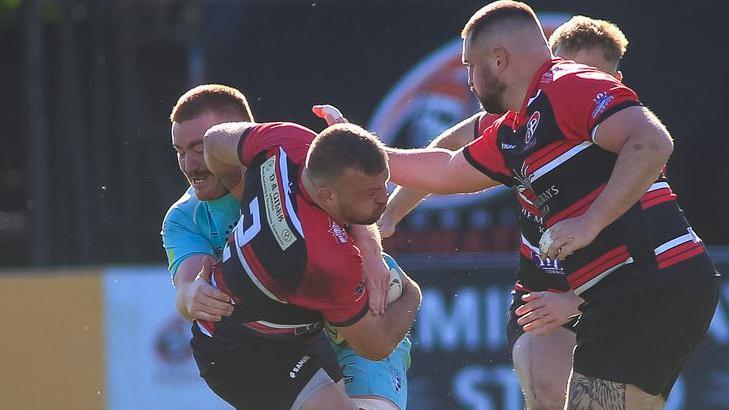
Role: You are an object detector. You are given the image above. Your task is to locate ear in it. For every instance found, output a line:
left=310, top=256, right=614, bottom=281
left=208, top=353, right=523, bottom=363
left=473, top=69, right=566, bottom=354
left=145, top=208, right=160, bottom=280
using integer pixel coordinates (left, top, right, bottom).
left=492, top=47, right=508, bottom=73
left=316, top=184, right=336, bottom=206
left=615, top=70, right=624, bottom=82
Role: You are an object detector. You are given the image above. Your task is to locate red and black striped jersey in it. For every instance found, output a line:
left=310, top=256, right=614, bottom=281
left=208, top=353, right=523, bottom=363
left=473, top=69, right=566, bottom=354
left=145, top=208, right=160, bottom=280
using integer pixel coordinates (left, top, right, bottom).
left=465, top=59, right=717, bottom=295
left=198, top=122, right=369, bottom=339
left=476, top=111, right=570, bottom=293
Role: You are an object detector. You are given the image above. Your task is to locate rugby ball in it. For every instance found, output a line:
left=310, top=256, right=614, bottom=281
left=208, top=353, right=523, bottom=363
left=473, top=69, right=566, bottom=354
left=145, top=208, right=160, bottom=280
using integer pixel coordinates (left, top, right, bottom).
left=538, top=229, right=553, bottom=255
left=382, top=252, right=404, bottom=304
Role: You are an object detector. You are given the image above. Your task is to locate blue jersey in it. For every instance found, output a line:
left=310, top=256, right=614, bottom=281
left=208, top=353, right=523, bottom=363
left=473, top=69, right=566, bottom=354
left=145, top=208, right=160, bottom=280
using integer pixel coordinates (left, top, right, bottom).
left=161, top=186, right=240, bottom=277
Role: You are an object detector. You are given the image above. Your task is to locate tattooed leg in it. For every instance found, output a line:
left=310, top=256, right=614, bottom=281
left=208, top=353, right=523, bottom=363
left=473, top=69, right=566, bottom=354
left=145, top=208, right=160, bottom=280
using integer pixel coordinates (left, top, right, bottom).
left=565, top=371, right=625, bottom=410
left=565, top=372, right=664, bottom=410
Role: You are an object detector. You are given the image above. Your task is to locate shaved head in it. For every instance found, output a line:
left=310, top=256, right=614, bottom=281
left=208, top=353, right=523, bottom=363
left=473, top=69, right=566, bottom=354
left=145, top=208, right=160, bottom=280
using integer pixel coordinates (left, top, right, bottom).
left=462, top=1, right=547, bottom=48
left=461, top=1, right=552, bottom=113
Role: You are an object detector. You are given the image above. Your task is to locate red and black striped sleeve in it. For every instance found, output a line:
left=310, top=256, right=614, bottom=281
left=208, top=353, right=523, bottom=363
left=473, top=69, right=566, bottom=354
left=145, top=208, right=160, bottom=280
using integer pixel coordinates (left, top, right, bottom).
left=546, top=68, right=642, bottom=143
left=462, top=114, right=515, bottom=187
left=238, top=122, right=317, bottom=166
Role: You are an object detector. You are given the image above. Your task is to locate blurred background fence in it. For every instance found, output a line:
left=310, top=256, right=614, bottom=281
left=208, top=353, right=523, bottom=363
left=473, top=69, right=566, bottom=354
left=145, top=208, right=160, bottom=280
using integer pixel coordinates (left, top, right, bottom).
left=0, top=0, right=727, bottom=267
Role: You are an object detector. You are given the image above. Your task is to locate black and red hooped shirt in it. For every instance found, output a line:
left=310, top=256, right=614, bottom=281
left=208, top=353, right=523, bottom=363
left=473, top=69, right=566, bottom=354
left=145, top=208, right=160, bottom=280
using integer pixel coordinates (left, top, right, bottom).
left=465, top=59, right=717, bottom=295
left=197, top=122, right=369, bottom=339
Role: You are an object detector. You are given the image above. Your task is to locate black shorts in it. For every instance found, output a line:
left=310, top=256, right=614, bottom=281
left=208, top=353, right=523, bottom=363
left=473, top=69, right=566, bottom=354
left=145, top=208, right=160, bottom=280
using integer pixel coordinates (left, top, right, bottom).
left=506, top=288, right=577, bottom=360
left=191, top=324, right=343, bottom=409
left=573, top=264, right=720, bottom=398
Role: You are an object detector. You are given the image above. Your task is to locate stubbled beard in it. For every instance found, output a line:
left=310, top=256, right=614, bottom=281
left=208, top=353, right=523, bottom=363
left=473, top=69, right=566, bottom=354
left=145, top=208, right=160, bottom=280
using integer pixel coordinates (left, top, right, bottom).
left=476, top=75, right=508, bottom=114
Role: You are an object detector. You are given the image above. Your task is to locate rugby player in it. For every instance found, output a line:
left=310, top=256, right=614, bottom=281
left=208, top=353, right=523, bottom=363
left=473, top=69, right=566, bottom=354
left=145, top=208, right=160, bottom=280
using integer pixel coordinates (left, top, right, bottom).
left=376, top=14, right=633, bottom=409
left=162, top=85, right=414, bottom=409
left=192, top=120, right=421, bottom=409
left=319, top=2, right=719, bottom=408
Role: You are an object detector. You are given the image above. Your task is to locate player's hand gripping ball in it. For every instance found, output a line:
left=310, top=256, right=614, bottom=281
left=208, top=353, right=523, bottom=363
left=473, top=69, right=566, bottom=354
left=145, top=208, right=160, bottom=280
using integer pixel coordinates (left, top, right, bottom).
left=539, top=229, right=553, bottom=256
left=382, top=252, right=404, bottom=304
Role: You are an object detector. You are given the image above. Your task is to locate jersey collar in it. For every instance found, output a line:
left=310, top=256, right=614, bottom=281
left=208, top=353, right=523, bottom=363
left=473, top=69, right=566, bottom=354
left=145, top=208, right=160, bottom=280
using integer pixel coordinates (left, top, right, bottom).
left=518, top=58, right=562, bottom=116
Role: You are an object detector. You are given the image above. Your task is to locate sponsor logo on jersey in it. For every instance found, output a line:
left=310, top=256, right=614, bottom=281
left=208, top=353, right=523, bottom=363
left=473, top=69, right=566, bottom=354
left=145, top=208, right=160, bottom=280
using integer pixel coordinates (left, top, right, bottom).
left=261, top=156, right=297, bottom=250
left=592, top=91, right=614, bottom=119
left=289, top=355, right=310, bottom=379
left=328, top=220, right=349, bottom=244
left=534, top=185, right=559, bottom=210
left=524, top=111, right=541, bottom=150
left=540, top=69, right=554, bottom=84
left=530, top=251, right=564, bottom=275
left=521, top=207, right=544, bottom=225
left=501, top=142, right=518, bottom=150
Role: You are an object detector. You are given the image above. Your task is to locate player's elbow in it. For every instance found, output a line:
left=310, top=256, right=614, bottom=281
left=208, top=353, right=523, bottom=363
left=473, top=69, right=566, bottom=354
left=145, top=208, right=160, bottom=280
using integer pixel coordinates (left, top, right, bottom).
left=203, top=124, right=227, bottom=156
left=655, top=131, right=674, bottom=160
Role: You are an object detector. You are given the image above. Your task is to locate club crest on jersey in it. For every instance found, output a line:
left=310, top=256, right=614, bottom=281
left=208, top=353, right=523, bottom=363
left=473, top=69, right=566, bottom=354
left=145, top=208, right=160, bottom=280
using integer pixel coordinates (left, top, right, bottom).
left=524, top=111, right=541, bottom=150
left=328, top=220, right=348, bottom=244
left=531, top=251, right=564, bottom=275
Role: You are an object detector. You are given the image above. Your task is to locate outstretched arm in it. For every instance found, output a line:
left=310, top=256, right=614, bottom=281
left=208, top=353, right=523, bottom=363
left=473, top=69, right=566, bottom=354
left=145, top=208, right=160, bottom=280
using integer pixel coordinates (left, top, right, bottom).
left=380, top=113, right=481, bottom=236
left=312, top=105, right=499, bottom=196
left=386, top=146, right=499, bottom=194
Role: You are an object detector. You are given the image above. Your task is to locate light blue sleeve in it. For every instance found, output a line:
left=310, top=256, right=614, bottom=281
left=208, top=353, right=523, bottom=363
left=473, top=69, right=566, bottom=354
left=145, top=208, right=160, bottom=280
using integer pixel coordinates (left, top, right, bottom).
left=161, top=208, right=214, bottom=278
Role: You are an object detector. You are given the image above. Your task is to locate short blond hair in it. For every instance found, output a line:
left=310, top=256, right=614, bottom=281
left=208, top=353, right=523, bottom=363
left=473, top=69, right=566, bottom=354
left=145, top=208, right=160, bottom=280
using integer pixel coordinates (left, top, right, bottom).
left=549, top=16, right=629, bottom=65
left=170, top=84, right=253, bottom=123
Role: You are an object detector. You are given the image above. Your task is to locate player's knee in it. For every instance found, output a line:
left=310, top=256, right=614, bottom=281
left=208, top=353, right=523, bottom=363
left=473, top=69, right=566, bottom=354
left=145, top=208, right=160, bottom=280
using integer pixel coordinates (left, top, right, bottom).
left=525, top=379, right=567, bottom=410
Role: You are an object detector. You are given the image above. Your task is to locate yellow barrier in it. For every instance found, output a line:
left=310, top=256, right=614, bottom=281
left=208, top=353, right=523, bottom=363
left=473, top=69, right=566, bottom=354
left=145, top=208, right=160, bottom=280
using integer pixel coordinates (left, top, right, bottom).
left=0, top=269, right=105, bottom=409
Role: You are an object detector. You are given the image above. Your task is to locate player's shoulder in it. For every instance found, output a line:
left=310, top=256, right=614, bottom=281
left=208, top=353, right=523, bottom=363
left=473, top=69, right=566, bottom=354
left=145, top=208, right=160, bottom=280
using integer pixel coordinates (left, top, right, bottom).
left=542, top=60, right=620, bottom=90
left=162, top=186, right=201, bottom=228
left=252, top=121, right=317, bottom=137
left=303, top=213, right=361, bottom=274
left=477, top=112, right=503, bottom=135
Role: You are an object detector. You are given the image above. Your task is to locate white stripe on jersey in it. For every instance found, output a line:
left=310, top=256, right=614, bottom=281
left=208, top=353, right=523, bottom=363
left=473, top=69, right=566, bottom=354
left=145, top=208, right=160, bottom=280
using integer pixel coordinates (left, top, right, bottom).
left=255, top=320, right=319, bottom=329
left=234, top=224, right=288, bottom=304
left=517, top=190, right=536, bottom=206
left=527, top=89, right=542, bottom=107
left=278, top=147, right=305, bottom=238
left=590, top=123, right=600, bottom=144
left=647, top=182, right=670, bottom=192
left=521, top=235, right=540, bottom=252
left=196, top=322, right=213, bottom=337
left=654, top=229, right=701, bottom=255
left=530, top=141, right=592, bottom=182
left=574, top=256, right=634, bottom=295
